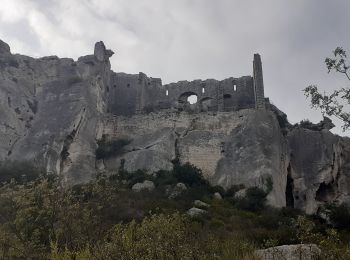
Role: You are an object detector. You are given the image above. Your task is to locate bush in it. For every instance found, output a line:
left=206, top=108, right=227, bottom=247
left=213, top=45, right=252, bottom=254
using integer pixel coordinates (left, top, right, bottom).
left=0, top=161, right=43, bottom=184
left=95, top=137, right=131, bottom=159
left=173, top=163, right=208, bottom=187
left=326, top=203, right=350, bottom=230
left=225, top=184, right=245, bottom=197
left=154, top=170, right=177, bottom=186
left=119, top=169, right=151, bottom=187
left=235, top=187, right=267, bottom=212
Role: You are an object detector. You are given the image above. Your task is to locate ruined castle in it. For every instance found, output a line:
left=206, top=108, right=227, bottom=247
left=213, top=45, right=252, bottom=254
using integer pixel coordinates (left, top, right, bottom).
left=105, top=44, right=267, bottom=116
left=1, top=39, right=350, bottom=214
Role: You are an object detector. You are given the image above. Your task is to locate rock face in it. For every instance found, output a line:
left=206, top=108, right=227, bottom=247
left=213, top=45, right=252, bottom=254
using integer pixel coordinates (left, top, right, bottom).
left=187, top=207, right=207, bottom=217
left=255, top=244, right=321, bottom=260
left=1, top=39, right=350, bottom=213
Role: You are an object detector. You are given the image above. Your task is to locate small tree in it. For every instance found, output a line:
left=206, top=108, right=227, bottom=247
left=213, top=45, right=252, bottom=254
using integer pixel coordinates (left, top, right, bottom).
left=304, top=47, right=350, bottom=131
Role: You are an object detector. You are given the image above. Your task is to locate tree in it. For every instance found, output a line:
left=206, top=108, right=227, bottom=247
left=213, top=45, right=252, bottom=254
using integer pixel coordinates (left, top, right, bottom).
left=304, top=47, right=350, bottom=130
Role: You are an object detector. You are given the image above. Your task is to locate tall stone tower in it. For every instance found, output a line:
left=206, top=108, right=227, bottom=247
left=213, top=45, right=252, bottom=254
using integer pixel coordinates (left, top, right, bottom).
left=253, top=54, right=265, bottom=110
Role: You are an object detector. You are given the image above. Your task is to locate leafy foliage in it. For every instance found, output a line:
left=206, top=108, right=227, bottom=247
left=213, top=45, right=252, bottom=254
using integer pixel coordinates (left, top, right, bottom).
left=0, top=163, right=350, bottom=259
left=325, top=203, right=350, bottom=230
left=0, top=160, right=43, bottom=184
left=173, top=162, right=208, bottom=187
left=304, top=47, right=350, bottom=130
left=235, top=187, right=268, bottom=212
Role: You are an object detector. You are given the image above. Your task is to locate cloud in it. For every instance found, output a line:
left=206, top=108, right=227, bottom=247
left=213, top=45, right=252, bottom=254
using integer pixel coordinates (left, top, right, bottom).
left=0, top=0, right=349, bottom=134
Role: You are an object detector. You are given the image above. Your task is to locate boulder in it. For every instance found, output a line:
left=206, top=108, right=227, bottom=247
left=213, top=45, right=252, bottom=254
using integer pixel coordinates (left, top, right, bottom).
left=213, top=192, right=222, bottom=200
left=255, top=244, right=321, bottom=260
left=168, top=182, right=187, bottom=199
left=131, top=180, right=155, bottom=192
left=186, top=207, right=207, bottom=217
left=234, top=188, right=247, bottom=199
left=194, top=200, right=210, bottom=208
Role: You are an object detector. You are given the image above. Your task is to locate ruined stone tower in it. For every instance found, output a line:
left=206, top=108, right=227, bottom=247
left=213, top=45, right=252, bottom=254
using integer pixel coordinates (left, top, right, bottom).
left=253, top=54, right=265, bottom=110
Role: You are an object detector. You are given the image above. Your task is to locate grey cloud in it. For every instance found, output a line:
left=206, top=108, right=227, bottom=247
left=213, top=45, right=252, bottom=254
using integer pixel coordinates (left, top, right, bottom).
left=1, top=0, right=350, bottom=134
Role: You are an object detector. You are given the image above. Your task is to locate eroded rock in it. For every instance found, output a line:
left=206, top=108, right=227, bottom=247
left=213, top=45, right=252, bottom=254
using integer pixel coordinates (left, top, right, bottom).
left=187, top=207, right=207, bottom=217
left=132, top=180, right=155, bottom=192
left=255, top=244, right=321, bottom=260
left=194, top=200, right=210, bottom=208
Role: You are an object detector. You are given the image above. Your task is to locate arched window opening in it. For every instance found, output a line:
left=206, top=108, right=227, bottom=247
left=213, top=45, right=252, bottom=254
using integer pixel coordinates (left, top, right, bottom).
left=202, top=87, right=205, bottom=94
left=200, top=97, right=214, bottom=112
left=166, top=90, right=169, bottom=96
left=178, top=91, right=198, bottom=105
left=187, top=95, right=198, bottom=104
left=233, top=84, right=237, bottom=91
left=224, top=94, right=234, bottom=111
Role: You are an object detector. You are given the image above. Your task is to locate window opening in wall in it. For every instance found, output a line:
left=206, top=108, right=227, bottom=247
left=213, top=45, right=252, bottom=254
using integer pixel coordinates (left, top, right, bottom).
left=166, top=90, right=169, bottom=96
left=233, top=84, right=237, bottom=91
left=202, top=87, right=205, bottom=94
left=187, top=95, right=198, bottom=104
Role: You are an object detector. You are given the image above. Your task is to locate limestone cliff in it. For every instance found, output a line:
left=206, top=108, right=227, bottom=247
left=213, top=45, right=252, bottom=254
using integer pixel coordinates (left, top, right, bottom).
left=0, top=40, right=349, bottom=214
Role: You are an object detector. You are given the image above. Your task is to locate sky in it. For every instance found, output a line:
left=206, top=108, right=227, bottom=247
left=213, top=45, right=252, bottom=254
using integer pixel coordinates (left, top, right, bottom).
left=0, top=0, right=350, bottom=135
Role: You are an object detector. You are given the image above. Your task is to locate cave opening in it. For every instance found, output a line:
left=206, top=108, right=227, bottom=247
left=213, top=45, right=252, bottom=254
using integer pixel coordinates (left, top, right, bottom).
left=285, top=164, right=294, bottom=208
left=316, top=182, right=334, bottom=202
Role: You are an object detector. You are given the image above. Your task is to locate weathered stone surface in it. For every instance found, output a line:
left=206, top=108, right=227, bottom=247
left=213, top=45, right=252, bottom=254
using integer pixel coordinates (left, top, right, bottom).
left=187, top=207, right=207, bottom=217
left=234, top=189, right=247, bottom=199
left=0, top=39, right=10, bottom=54
left=94, top=41, right=114, bottom=62
left=1, top=39, right=350, bottom=214
left=0, top=40, right=112, bottom=184
left=255, top=244, right=321, bottom=260
left=131, top=180, right=155, bottom=192
left=213, top=192, right=222, bottom=200
left=194, top=200, right=210, bottom=208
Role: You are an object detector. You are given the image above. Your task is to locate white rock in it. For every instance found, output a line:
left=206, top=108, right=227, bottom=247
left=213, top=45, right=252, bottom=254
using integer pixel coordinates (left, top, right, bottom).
left=213, top=192, right=222, bottom=200
left=194, top=200, right=210, bottom=208
left=234, top=188, right=247, bottom=199
left=132, top=180, right=155, bottom=192
left=187, top=207, right=207, bottom=217
left=255, top=244, right=321, bottom=260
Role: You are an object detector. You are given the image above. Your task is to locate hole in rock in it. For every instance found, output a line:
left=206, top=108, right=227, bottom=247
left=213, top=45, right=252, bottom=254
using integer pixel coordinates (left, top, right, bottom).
left=316, top=182, right=334, bottom=202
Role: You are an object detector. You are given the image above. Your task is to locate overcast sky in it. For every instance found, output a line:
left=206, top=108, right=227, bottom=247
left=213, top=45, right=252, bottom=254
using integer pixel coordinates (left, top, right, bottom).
left=0, top=0, right=349, bottom=135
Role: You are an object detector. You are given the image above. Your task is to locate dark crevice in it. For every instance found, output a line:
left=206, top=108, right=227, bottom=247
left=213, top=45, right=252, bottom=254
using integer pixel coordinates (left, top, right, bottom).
left=172, top=132, right=181, bottom=166
left=286, top=164, right=294, bottom=208
left=59, top=111, right=85, bottom=172
left=316, top=182, right=335, bottom=202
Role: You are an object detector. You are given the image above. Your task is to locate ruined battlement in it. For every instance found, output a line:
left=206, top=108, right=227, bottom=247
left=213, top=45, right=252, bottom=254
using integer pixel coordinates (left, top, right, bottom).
left=106, top=53, right=266, bottom=115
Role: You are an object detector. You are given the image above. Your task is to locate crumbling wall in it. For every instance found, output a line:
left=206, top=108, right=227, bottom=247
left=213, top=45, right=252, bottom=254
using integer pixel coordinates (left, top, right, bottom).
left=105, top=73, right=255, bottom=115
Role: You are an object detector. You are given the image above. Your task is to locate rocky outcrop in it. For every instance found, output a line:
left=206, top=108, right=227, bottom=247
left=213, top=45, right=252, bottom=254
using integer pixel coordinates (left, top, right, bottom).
left=187, top=207, right=207, bottom=217
left=255, top=244, right=321, bottom=260
left=1, top=39, right=350, bottom=213
left=131, top=180, right=155, bottom=192
left=0, top=39, right=114, bottom=184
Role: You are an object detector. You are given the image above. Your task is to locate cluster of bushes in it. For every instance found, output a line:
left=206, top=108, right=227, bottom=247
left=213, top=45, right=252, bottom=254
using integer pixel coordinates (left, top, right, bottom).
left=0, top=160, right=43, bottom=184
left=1, top=161, right=350, bottom=259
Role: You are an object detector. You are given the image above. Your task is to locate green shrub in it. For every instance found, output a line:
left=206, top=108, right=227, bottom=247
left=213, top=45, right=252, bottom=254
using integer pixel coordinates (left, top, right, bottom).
left=235, top=187, right=267, bottom=212
left=225, top=184, right=245, bottom=197
left=173, top=163, right=208, bottom=187
left=154, top=170, right=177, bottom=186
left=326, top=203, right=350, bottom=230
left=0, top=160, right=43, bottom=184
